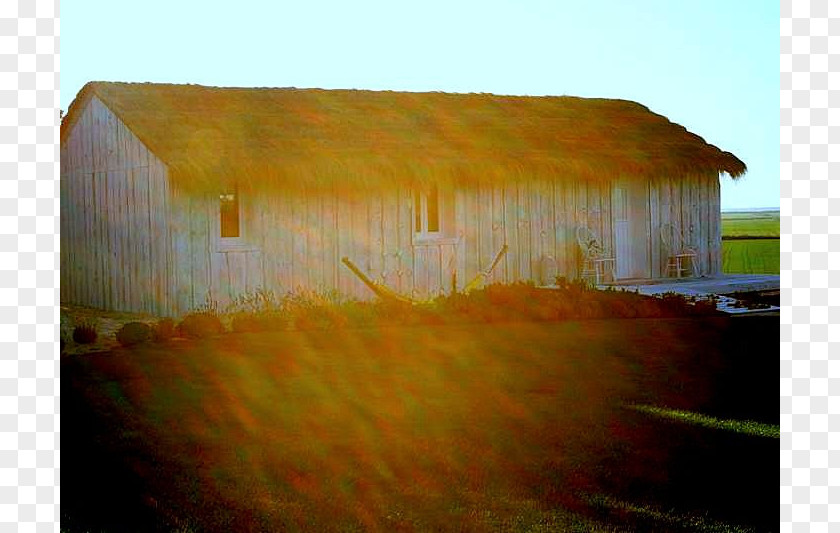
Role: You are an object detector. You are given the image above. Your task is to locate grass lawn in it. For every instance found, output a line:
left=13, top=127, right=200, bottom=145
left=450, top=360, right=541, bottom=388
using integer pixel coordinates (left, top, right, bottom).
left=721, top=210, right=780, bottom=274
left=721, top=211, right=780, bottom=239
left=63, top=317, right=779, bottom=533
left=722, top=239, right=781, bottom=275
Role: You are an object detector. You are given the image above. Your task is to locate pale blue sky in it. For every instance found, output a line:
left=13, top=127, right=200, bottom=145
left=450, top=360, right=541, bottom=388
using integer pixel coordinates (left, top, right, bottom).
left=62, top=0, right=779, bottom=209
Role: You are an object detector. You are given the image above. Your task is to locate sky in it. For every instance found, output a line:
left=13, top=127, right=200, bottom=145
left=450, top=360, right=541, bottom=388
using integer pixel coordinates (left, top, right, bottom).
left=62, top=0, right=779, bottom=210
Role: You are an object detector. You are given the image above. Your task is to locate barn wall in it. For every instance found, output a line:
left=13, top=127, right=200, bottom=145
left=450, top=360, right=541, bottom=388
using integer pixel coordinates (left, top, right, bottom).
left=60, top=96, right=173, bottom=315
left=648, top=172, right=721, bottom=277
left=166, top=173, right=721, bottom=315
left=171, top=187, right=431, bottom=313
left=457, top=179, right=613, bottom=289
left=168, top=179, right=620, bottom=314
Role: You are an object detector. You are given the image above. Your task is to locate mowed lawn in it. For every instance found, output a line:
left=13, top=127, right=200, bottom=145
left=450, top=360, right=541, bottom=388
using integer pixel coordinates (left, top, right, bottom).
left=63, top=317, right=779, bottom=533
left=722, top=210, right=780, bottom=274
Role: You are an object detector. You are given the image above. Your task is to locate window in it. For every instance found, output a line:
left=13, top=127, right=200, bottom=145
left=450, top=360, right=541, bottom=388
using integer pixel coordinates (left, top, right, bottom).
left=415, top=184, right=441, bottom=236
left=220, top=189, right=240, bottom=238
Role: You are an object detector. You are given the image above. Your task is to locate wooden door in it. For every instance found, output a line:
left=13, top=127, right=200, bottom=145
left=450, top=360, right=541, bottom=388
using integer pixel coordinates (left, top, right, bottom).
left=613, top=185, right=631, bottom=279
left=613, top=180, right=651, bottom=280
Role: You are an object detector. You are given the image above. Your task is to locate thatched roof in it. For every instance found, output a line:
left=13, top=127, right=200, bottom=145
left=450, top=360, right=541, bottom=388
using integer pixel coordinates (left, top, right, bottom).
left=61, top=81, right=746, bottom=192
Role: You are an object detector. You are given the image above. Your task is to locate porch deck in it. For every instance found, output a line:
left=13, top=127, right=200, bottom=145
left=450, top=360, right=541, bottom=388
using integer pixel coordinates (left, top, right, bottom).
left=599, top=274, right=780, bottom=315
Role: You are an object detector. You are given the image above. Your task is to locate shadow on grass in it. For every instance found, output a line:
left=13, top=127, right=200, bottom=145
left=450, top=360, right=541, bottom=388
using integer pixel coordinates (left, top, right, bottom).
left=62, top=316, right=778, bottom=532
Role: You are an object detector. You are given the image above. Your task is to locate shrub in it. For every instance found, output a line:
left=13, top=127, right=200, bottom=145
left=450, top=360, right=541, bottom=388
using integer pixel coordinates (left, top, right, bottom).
left=230, top=312, right=287, bottom=333
left=116, top=322, right=152, bottom=347
left=177, top=312, right=224, bottom=339
left=231, top=313, right=264, bottom=333
left=151, top=318, right=176, bottom=342
left=72, top=321, right=97, bottom=344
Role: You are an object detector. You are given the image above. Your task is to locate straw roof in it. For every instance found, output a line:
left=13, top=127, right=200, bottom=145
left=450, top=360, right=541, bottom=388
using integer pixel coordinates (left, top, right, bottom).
left=61, top=82, right=746, bottom=192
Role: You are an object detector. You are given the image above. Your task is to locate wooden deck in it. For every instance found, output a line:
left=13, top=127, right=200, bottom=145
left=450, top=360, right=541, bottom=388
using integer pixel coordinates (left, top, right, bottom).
left=599, top=275, right=780, bottom=315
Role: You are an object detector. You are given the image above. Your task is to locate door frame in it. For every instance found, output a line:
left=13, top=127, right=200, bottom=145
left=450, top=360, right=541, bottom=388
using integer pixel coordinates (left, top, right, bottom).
left=612, top=179, right=652, bottom=280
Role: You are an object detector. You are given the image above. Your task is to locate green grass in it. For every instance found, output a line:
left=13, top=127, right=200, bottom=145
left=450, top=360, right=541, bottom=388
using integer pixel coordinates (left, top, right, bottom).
left=722, top=239, right=780, bottom=274
left=63, top=317, right=778, bottom=533
left=721, top=210, right=780, bottom=238
left=721, top=210, right=780, bottom=274
left=627, top=404, right=780, bottom=438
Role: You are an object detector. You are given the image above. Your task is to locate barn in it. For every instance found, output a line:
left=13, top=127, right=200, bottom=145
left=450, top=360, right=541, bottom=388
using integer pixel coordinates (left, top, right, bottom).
left=60, top=82, right=746, bottom=317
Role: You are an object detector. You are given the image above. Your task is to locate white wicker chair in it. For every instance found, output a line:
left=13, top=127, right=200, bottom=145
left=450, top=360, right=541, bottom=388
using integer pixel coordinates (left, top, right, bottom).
left=576, top=226, right=615, bottom=284
left=660, top=223, right=698, bottom=278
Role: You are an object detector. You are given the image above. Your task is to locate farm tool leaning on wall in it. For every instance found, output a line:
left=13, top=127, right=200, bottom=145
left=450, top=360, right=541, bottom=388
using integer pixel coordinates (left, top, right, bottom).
left=341, top=244, right=509, bottom=304
left=340, top=257, right=414, bottom=304
left=463, top=244, right=508, bottom=294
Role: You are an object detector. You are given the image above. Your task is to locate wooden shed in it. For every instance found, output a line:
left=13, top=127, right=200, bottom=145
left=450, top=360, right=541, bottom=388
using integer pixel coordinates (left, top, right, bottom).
left=60, top=82, right=746, bottom=316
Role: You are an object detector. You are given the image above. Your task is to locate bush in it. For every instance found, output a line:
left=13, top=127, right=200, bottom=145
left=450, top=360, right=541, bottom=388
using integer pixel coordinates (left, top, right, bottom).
left=177, top=312, right=225, bottom=339
left=231, top=313, right=264, bottom=333
left=215, top=282, right=721, bottom=334
left=151, top=318, right=176, bottom=342
left=72, top=321, right=98, bottom=344
left=116, top=321, right=152, bottom=347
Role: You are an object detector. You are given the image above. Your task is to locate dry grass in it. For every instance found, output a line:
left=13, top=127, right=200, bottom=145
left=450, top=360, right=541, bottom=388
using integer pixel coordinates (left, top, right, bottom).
left=62, top=82, right=746, bottom=194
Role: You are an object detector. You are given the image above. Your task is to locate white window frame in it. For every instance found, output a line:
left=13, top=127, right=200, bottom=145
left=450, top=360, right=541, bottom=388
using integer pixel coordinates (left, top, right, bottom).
left=412, top=185, right=457, bottom=246
left=216, top=188, right=258, bottom=252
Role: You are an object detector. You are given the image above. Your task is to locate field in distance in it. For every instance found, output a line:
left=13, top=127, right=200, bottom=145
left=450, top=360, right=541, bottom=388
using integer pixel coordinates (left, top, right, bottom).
left=721, top=209, right=779, bottom=274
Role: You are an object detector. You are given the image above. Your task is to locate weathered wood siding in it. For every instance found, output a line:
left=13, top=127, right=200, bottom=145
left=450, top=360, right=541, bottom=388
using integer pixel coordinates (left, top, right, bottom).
left=60, top=96, right=172, bottom=315
left=647, top=173, right=722, bottom=277
left=167, top=179, right=618, bottom=314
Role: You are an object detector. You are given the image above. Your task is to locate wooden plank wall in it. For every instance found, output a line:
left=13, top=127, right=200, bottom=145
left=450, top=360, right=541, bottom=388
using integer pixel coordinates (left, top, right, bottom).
left=60, top=96, right=172, bottom=315
left=647, top=173, right=722, bottom=277
left=169, top=178, right=621, bottom=314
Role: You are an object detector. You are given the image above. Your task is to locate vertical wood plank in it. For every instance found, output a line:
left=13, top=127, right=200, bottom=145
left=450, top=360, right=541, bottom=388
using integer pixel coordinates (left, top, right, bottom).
left=308, top=192, right=324, bottom=292
left=381, top=189, right=400, bottom=293
left=172, top=189, right=192, bottom=315
left=429, top=244, right=442, bottom=296
left=649, top=179, right=661, bottom=278
left=190, top=193, right=211, bottom=310
left=690, top=174, right=701, bottom=275
left=351, top=194, right=369, bottom=299
left=680, top=176, right=690, bottom=262
left=601, top=180, right=613, bottom=267
left=322, top=189, right=339, bottom=294
left=90, top=172, right=101, bottom=308
left=161, top=167, right=176, bottom=316
left=478, top=184, right=493, bottom=281
left=369, top=193, right=384, bottom=290
left=499, top=184, right=512, bottom=284
left=564, top=181, right=578, bottom=277
left=135, top=167, right=150, bottom=312
left=551, top=179, right=570, bottom=278
left=516, top=181, right=530, bottom=281
left=413, top=244, right=428, bottom=300
left=98, top=171, right=111, bottom=309
left=491, top=185, right=506, bottom=284
left=292, top=191, right=308, bottom=293
left=454, top=188, right=467, bottom=290
left=710, top=175, right=722, bottom=275
left=703, top=175, right=712, bottom=276
left=83, top=170, right=93, bottom=306
left=395, top=188, right=411, bottom=297
left=464, top=185, right=479, bottom=283
left=336, top=193, right=352, bottom=298
left=528, top=180, right=543, bottom=284
left=59, top=165, right=68, bottom=302
left=538, top=179, right=554, bottom=285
